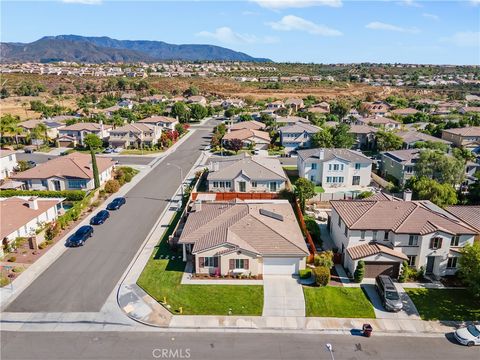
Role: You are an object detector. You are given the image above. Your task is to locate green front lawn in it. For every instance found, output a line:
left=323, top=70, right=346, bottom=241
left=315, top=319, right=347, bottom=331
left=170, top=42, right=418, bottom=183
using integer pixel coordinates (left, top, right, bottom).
left=404, top=288, right=480, bottom=321
left=304, top=286, right=375, bottom=318
left=137, top=213, right=263, bottom=316
left=314, top=186, right=325, bottom=193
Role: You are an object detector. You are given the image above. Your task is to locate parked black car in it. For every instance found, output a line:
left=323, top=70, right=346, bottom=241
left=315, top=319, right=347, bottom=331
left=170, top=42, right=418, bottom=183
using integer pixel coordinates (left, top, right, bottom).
left=66, top=225, right=93, bottom=247
left=106, top=197, right=126, bottom=210
left=90, top=210, right=110, bottom=225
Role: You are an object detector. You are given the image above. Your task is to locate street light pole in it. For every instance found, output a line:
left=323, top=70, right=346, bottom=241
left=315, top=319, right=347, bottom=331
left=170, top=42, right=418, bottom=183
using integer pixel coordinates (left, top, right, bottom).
left=167, top=163, right=184, bottom=200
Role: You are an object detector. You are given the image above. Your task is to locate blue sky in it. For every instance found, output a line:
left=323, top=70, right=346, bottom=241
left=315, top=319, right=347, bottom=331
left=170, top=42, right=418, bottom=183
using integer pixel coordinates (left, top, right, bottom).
left=2, top=0, right=479, bottom=64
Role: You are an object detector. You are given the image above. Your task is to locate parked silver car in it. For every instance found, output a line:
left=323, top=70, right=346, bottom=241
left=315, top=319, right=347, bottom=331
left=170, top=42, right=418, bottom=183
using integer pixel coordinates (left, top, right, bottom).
left=454, top=324, right=480, bottom=347
left=375, top=275, right=403, bottom=312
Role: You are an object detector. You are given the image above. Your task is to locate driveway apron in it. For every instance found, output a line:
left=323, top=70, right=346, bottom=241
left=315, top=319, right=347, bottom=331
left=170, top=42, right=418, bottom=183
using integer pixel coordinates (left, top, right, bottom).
left=262, top=275, right=305, bottom=317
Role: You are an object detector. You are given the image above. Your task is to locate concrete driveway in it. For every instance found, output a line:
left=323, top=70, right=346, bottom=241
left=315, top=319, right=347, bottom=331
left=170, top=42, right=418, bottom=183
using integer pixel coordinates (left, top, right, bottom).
left=262, top=275, right=305, bottom=317
left=361, top=283, right=420, bottom=320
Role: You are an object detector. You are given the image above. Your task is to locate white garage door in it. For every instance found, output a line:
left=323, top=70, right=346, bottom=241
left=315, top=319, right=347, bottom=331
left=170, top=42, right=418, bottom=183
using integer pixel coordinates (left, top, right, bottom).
left=263, top=258, right=300, bottom=275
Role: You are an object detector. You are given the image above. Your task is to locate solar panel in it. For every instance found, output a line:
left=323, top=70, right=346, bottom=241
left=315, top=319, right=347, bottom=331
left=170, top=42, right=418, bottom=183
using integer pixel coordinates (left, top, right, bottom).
left=259, top=208, right=284, bottom=221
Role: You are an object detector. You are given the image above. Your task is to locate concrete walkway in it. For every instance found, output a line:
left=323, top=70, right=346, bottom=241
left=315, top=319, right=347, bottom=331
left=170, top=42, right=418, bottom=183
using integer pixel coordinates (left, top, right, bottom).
left=262, top=276, right=305, bottom=317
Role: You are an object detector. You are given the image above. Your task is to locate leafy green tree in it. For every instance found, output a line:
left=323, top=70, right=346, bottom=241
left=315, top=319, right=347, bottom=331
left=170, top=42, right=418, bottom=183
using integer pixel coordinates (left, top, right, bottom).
left=453, top=147, right=476, bottom=163
left=239, top=114, right=253, bottom=122
left=260, top=113, right=276, bottom=129
left=329, top=100, right=350, bottom=119
left=224, top=138, right=243, bottom=153
left=189, top=104, right=208, bottom=121
left=31, top=123, right=48, bottom=149
left=331, top=123, right=355, bottom=148
left=294, top=178, right=315, bottom=213
left=413, top=141, right=449, bottom=153
left=184, top=85, right=199, bottom=97
left=415, top=150, right=465, bottom=186
left=467, top=171, right=480, bottom=204
left=410, top=176, right=457, bottom=207
left=83, top=134, right=103, bottom=189
left=375, top=130, right=403, bottom=151
left=312, top=129, right=334, bottom=148
left=354, top=260, right=365, bottom=283
left=458, top=243, right=480, bottom=297
left=171, top=102, right=190, bottom=123
left=0, top=114, right=22, bottom=145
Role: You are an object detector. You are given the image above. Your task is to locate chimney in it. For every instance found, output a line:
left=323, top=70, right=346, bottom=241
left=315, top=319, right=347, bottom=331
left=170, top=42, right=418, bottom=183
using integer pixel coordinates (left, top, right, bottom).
left=403, top=189, right=412, bottom=202
left=27, top=197, right=39, bottom=210
left=318, top=148, right=325, bottom=161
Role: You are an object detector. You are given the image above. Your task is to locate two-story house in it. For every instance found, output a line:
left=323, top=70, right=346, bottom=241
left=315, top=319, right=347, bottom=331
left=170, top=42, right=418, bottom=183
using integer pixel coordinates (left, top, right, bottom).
left=207, top=155, right=287, bottom=193
left=278, top=123, right=321, bottom=153
left=58, top=122, right=111, bottom=147
left=297, top=148, right=372, bottom=189
left=356, top=116, right=401, bottom=131
left=0, top=150, right=18, bottom=180
left=137, top=115, right=179, bottom=131
left=108, top=123, right=160, bottom=149
left=329, top=193, right=477, bottom=279
left=380, top=149, right=421, bottom=186
left=348, top=125, right=378, bottom=150
left=395, top=130, right=452, bottom=149
left=441, top=126, right=480, bottom=151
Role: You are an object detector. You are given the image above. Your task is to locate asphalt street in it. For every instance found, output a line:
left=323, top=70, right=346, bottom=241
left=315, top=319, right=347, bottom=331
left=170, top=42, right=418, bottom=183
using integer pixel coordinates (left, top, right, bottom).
left=15, top=152, right=154, bottom=166
left=2, top=331, right=479, bottom=360
left=6, top=121, right=216, bottom=312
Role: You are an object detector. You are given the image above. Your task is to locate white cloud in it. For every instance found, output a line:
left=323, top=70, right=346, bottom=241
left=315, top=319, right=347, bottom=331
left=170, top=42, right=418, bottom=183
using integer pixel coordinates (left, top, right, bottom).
left=422, top=13, right=439, bottom=21
left=196, top=27, right=278, bottom=45
left=61, top=0, right=102, bottom=4
left=398, top=0, right=422, bottom=7
left=470, top=0, right=480, bottom=5
left=366, top=21, right=419, bottom=33
left=440, top=31, right=480, bottom=48
left=252, top=0, right=342, bottom=9
left=267, top=15, right=342, bottom=36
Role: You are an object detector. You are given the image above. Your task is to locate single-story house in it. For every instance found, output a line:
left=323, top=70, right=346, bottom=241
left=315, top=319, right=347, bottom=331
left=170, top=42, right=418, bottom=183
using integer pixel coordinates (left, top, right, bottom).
left=395, top=130, right=452, bottom=149
left=222, top=129, right=271, bottom=150
left=11, top=152, right=115, bottom=191
left=229, top=120, right=266, bottom=132
left=207, top=155, right=287, bottom=193
left=178, top=200, right=309, bottom=276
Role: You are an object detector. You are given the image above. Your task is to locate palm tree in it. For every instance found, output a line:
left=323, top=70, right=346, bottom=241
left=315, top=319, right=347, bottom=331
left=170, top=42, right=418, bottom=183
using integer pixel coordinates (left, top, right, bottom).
left=31, top=123, right=48, bottom=149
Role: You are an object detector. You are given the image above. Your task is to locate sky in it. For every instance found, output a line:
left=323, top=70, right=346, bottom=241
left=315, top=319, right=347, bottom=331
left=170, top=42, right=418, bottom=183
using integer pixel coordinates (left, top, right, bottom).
left=1, top=0, right=479, bottom=64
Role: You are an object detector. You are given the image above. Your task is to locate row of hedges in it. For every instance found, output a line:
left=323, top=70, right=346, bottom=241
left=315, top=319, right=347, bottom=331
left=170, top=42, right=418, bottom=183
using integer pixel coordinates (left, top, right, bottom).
left=304, top=215, right=322, bottom=246
left=0, top=190, right=86, bottom=201
left=56, top=191, right=96, bottom=230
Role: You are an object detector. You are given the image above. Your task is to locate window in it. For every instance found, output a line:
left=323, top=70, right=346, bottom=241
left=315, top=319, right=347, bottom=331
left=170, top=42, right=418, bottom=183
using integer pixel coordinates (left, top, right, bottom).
left=383, top=231, right=389, bottom=241
left=328, top=164, right=332, bottom=171
left=235, top=259, right=245, bottom=269
left=405, top=166, right=413, bottom=174
left=360, top=230, right=366, bottom=240
left=41, top=180, right=48, bottom=187
left=344, top=226, right=348, bottom=237
left=447, top=257, right=458, bottom=269
left=269, top=182, right=277, bottom=192
left=407, top=255, right=416, bottom=267
left=326, top=176, right=332, bottom=183
left=213, top=181, right=219, bottom=188
left=67, top=179, right=86, bottom=189
left=204, top=257, right=218, bottom=267
left=340, top=164, right=344, bottom=171
left=219, top=181, right=225, bottom=188
left=451, top=235, right=460, bottom=247
left=408, top=235, right=419, bottom=246
left=225, top=181, right=232, bottom=188
left=338, top=216, right=341, bottom=227
left=251, top=181, right=257, bottom=188
left=430, top=237, right=442, bottom=250
left=372, top=231, right=377, bottom=240
left=333, top=164, right=340, bottom=171
left=355, top=163, right=361, bottom=170
left=311, top=163, right=317, bottom=170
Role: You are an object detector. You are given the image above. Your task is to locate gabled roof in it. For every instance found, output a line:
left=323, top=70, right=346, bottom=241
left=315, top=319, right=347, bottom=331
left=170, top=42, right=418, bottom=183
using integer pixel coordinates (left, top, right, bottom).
left=60, top=123, right=111, bottom=131
left=110, top=123, right=154, bottom=134
left=331, top=198, right=476, bottom=235
left=347, top=242, right=408, bottom=261
left=137, top=116, right=177, bottom=124
left=11, top=152, right=115, bottom=180
left=222, top=129, right=270, bottom=142
left=396, top=130, right=451, bottom=145
left=297, top=148, right=372, bottom=164
left=445, top=206, right=480, bottom=233
left=178, top=201, right=308, bottom=256
left=442, top=126, right=480, bottom=137
left=229, top=120, right=265, bottom=131
left=207, top=156, right=287, bottom=181
left=349, top=124, right=378, bottom=134
left=278, top=123, right=321, bottom=134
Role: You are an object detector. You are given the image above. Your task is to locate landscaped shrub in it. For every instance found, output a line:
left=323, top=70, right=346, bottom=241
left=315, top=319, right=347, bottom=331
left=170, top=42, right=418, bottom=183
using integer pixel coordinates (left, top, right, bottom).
left=45, top=222, right=61, bottom=242
left=299, top=268, right=312, bottom=279
left=304, top=215, right=322, bottom=246
left=7, top=256, right=16, bottom=262
left=354, top=260, right=365, bottom=283
left=38, top=243, right=47, bottom=250
left=104, top=179, right=120, bottom=193
left=399, top=260, right=408, bottom=283
left=115, top=166, right=138, bottom=185
left=313, top=266, right=331, bottom=286
left=0, top=190, right=86, bottom=201
left=314, top=251, right=334, bottom=269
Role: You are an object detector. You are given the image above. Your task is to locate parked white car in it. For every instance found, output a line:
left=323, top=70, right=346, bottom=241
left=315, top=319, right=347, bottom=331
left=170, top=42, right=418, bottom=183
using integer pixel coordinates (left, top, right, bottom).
left=454, top=324, right=480, bottom=346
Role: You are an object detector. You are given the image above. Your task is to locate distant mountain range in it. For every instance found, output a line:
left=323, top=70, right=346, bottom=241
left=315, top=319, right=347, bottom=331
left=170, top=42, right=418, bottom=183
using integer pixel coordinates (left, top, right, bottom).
left=0, top=35, right=271, bottom=63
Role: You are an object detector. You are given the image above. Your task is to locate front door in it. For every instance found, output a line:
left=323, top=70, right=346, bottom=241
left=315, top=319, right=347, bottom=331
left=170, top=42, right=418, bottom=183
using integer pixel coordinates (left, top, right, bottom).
left=239, top=181, right=246, bottom=192
left=352, top=176, right=360, bottom=185
left=426, top=256, right=435, bottom=274
left=53, top=180, right=61, bottom=191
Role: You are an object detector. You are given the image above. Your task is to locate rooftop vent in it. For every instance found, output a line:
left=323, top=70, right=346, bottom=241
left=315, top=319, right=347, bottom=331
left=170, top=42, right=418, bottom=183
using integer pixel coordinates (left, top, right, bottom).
left=259, top=209, right=283, bottom=221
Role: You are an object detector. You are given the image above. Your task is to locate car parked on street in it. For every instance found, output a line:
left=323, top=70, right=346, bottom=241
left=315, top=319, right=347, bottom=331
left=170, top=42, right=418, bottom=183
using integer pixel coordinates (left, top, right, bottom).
left=90, top=210, right=110, bottom=225
left=106, top=197, right=126, bottom=210
left=375, top=275, right=403, bottom=312
left=66, top=225, right=93, bottom=247
left=454, top=324, right=480, bottom=347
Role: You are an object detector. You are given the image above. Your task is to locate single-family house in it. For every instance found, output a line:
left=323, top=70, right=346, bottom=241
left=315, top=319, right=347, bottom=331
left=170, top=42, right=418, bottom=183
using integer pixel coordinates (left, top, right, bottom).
left=445, top=206, right=480, bottom=238
left=109, top=123, right=160, bottom=149
left=395, top=130, right=452, bottom=149
left=222, top=129, right=271, bottom=150
left=266, top=101, right=285, bottom=111
left=348, top=125, right=378, bottom=150
left=229, top=120, right=266, bottom=132
left=362, top=101, right=391, bottom=116
left=137, top=115, right=179, bottom=131
left=1, top=150, right=18, bottom=180
left=178, top=200, right=309, bottom=275
left=380, top=149, right=421, bottom=186
left=389, top=108, right=419, bottom=117
left=58, top=122, right=111, bottom=147
left=18, top=119, right=65, bottom=141
left=357, top=116, right=401, bottom=130
left=207, top=155, right=287, bottom=193
left=11, top=153, right=115, bottom=191
left=187, top=96, right=207, bottom=106
left=0, top=196, right=64, bottom=254
left=275, top=116, right=310, bottom=127
left=297, top=148, right=372, bottom=189
left=140, top=95, right=166, bottom=104
left=285, top=98, right=304, bottom=112
left=329, top=194, right=477, bottom=278
left=307, top=102, right=330, bottom=114
left=279, top=123, right=321, bottom=152
left=441, top=127, right=480, bottom=150
left=222, top=98, right=245, bottom=109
